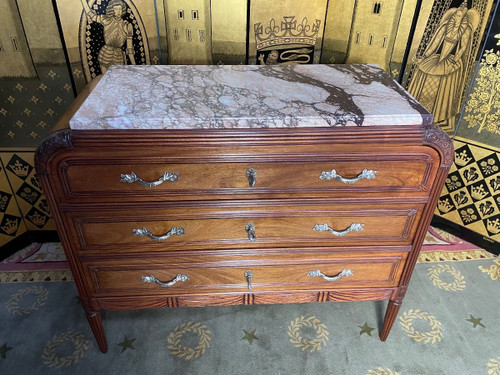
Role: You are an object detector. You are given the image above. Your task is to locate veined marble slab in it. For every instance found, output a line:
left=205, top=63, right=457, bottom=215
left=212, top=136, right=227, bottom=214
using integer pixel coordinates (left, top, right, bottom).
left=70, top=64, right=433, bottom=130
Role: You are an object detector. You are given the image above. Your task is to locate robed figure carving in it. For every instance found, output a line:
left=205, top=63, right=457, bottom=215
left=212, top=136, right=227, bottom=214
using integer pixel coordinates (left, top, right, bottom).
left=408, top=2, right=480, bottom=129
left=80, top=0, right=136, bottom=74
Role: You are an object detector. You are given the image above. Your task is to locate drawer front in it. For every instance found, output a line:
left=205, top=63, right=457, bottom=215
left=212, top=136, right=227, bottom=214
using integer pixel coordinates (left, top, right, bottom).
left=57, top=152, right=438, bottom=201
left=69, top=205, right=423, bottom=253
left=83, top=253, right=407, bottom=296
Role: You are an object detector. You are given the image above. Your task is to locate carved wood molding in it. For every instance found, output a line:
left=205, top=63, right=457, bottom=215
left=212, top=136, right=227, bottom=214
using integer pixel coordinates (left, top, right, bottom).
left=324, top=289, right=394, bottom=302
left=35, top=129, right=73, bottom=176
left=393, top=284, right=409, bottom=304
left=423, top=124, right=454, bottom=168
left=402, top=209, right=418, bottom=239
left=166, top=297, right=179, bottom=308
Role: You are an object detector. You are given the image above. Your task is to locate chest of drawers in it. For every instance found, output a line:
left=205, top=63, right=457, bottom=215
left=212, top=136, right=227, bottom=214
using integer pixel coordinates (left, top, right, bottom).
left=35, top=64, right=453, bottom=353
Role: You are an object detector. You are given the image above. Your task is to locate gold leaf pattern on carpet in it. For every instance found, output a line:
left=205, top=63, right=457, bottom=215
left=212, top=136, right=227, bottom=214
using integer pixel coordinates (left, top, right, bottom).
left=366, top=368, right=400, bottom=375
left=41, top=331, right=89, bottom=368
left=428, top=265, right=466, bottom=291
left=6, top=285, right=49, bottom=315
left=167, top=321, right=211, bottom=360
left=287, top=315, right=329, bottom=353
left=488, top=357, right=500, bottom=375
left=479, top=259, right=500, bottom=280
left=399, top=309, right=443, bottom=344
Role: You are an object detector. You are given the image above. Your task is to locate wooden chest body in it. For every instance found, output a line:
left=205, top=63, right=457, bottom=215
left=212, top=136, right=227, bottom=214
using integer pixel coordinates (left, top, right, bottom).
left=36, top=125, right=452, bottom=353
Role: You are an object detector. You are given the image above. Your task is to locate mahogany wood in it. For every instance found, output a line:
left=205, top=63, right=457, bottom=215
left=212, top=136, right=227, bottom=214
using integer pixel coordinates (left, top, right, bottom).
left=67, top=204, right=423, bottom=253
left=83, top=253, right=406, bottom=296
left=380, top=300, right=402, bottom=341
left=85, top=309, right=107, bottom=353
left=51, top=141, right=439, bottom=203
left=35, top=122, right=452, bottom=352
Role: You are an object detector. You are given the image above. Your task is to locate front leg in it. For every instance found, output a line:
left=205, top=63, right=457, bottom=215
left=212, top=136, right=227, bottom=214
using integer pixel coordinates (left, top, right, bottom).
left=85, top=309, right=108, bottom=353
left=379, top=299, right=402, bottom=341
left=379, top=285, right=407, bottom=341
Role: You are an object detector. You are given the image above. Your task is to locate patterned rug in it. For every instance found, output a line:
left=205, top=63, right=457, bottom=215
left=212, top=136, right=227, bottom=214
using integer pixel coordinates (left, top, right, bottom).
left=0, top=245, right=498, bottom=374
left=0, top=242, right=71, bottom=283
left=0, top=227, right=495, bottom=283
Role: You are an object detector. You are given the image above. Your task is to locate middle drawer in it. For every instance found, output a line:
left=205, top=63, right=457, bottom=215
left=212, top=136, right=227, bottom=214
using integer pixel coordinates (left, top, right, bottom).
left=83, top=252, right=407, bottom=296
left=68, top=204, right=423, bottom=253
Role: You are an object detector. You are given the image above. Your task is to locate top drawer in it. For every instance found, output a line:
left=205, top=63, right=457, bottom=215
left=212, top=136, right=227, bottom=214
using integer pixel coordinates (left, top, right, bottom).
left=54, top=149, right=439, bottom=203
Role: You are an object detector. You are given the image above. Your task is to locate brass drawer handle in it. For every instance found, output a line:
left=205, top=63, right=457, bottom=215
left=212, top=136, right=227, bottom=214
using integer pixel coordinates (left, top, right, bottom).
left=246, top=168, right=257, bottom=187
left=307, top=269, right=354, bottom=282
left=319, top=169, right=377, bottom=184
left=245, top=223, right=256, bottom=242
left=244, top=270, right=253, bottom=290
left=132, top=226, right=185, bottom=242
left=141, top=274, right=189, bottom=288
left=120, top=171, right=179, bottom=187
left=313, top=222, right=364, bottom=236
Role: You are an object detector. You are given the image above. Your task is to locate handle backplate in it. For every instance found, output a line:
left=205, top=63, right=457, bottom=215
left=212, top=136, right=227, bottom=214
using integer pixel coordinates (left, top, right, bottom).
left=132, top=226, right=185, bottom=242
left=307, top=269, right=354, bottom=282
left=141, top=274, right=189, bottom=288
left=319, top=169, right=376, bottom=184
left=121, top=171, right=179, bottom=187
left=313, top=222, right=364, bottom=237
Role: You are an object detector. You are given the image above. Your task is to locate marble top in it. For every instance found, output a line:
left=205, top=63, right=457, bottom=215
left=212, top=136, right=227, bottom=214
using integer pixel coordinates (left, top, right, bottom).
left=70, top=64, right=433, bottom=130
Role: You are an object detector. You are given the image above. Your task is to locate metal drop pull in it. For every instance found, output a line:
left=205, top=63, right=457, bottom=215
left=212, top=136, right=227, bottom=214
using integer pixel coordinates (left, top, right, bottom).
left=319, top=168, right=376, bottom=184
left=244, top=270, right=253, bottom=290
left=120, top=171, right=179, bottom=187
left=313, top=222, right=364, bottom=237
left=245, top=223, right=256, bottom=242
left=141, top=274, right=189, bottom=288
left=307, top=269, right=354, bottom=282
left=132, top=226, right=185, bottom=242
left=246, top=168, right=257, bottom=187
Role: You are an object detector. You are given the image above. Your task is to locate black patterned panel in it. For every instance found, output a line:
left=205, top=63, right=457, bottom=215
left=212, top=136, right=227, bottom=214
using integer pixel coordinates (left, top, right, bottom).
left=460, top=163, right=482, bottom=185
left=0, top=214, right=21, bottom=237
left=0, top=191, right=12, bottom=213
left=437, top=194, right=456, bottom=214
left=37, top=198, right=50, bottom=215
left=488, top=175, right=500, bottom=195
left=452, top=189, right=470, bottom=207
left=484, top=214, right=500, bottom=236
left=454, top=145, right=475, bottom=169
left=6, top=155, right=33, bottom=181
left=445, top=171, right=465, bottom=192
left=477, top=153, right=500, bottom=177
left=1, top=152, right=55, bottom=233
left=25, top=207, right=49, bottom=229
left=458, top=204, right=482, bottom=225
left=467, top=181, right=492, bottom=202
left=16, top=182, right=42, bottom=205
left=476, top=199, right=497, bottom=218
left=30, top=173, right=42, bottom=191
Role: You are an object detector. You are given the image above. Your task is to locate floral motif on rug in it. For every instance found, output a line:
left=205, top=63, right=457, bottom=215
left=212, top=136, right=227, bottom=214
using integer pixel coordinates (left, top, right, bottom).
left=418, top=227, right=495, bottom=263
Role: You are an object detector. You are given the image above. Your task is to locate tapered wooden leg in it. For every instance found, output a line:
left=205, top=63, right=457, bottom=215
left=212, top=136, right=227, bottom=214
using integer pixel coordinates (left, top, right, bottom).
left=379, top=300, right=401, bottom=341
left=85, top=310, right=108, bottom=353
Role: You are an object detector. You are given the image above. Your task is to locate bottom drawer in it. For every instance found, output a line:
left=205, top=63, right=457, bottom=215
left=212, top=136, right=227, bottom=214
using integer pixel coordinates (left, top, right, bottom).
left=84, top=253, right=407, bottom=296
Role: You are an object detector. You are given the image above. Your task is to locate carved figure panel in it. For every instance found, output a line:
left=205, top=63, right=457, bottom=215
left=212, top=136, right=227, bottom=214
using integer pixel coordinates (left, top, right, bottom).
left=403, top=0, right=494, bottom=134
left=79, top=0, right=150, bottom=81
left=54, top=0, right=160, bottom=91
left=434, top=4, right=500, bottom=251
